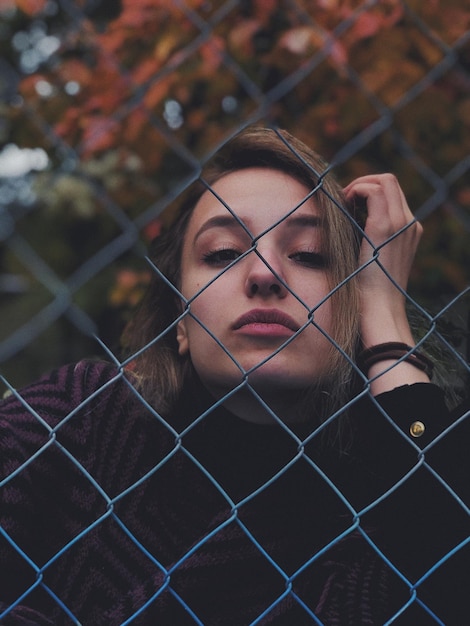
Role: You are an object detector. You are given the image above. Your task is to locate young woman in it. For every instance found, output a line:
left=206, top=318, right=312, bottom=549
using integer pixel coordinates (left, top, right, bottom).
left=0, top=127, right=468, bottom=625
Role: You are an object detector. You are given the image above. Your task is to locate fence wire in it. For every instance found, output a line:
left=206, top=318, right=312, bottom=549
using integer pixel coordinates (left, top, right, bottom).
left=0, top=0, right=469, bottom=624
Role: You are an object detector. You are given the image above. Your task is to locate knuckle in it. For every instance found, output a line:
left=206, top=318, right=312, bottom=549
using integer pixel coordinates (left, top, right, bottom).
left=379, top=172, right=398, bottom=185
left=380, top=172, right=398, bottom=182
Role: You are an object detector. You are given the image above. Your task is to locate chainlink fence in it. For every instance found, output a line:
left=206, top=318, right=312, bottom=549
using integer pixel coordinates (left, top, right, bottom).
left=0, top=0, right=469, bottom=624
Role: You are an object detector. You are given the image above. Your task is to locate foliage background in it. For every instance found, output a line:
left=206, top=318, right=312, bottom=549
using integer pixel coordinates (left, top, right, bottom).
left=0, top=0, right=469, bottom=389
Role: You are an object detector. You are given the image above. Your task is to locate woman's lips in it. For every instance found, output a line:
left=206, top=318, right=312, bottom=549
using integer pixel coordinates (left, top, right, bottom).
left=232, top=309, right=300, bottom=337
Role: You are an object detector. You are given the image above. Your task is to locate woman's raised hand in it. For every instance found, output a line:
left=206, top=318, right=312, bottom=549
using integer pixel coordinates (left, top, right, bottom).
left=343, top=174, right=430, bottom=393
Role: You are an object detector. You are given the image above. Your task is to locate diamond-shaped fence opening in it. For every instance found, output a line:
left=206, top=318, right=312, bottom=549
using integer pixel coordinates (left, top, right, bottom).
left=0, top=1, right=469, bottom=624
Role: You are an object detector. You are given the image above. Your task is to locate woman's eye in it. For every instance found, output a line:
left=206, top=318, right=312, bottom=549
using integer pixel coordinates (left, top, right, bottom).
left=289, top=251, right=326, bottom=268
left=203, top=248, right=241, bottom=266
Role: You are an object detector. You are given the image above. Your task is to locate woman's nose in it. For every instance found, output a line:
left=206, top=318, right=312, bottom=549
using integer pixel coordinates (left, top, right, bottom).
left=244, top=249, right=287, bottom=298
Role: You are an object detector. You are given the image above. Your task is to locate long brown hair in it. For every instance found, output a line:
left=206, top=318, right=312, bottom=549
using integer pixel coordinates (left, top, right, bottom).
left=123, top=126, right=362, bottom=420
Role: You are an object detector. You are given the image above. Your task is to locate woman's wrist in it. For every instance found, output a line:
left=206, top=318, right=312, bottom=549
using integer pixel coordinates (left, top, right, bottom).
left=362, top=357, right=431, bottom=396
left=358, top=343, right=434, bottom=379
left=359, top=310, right=432, bottom=394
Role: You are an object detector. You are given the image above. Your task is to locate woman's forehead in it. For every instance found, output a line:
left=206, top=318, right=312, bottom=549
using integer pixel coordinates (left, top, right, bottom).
left=188, top=167, right=321, bottom=237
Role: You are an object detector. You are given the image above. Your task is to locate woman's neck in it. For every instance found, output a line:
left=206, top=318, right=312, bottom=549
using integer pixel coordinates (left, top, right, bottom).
left=205, top=380, right=310, bottom=425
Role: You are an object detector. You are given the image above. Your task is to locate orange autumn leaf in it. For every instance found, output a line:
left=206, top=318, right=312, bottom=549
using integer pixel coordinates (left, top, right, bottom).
left=199, top=37, right=226, bottom=75
left=18, top=73, right=48, bottom=98
left=109, top=269, right=152, bottom=308
left=81, top=116, right=120, bottom=156
left=6, top=0, right=46, bottom=16
left=348, top=2, right=404, bottom=43
left=123, top=107, right=149, bottom=143
left=56, top=59, right=93, bottom=88
left=132, top=57, right=162, bottom=86
left=251, top=0, right=278, bottom=24
left=54, top=107, right=82, bottom=140
left=143, top=75, right=174, bottom=109
left=143, top=219, right=163, bottom=241
left=228, top=19, right=260, bottom=58
left=0, top=0, right=14, bottom=12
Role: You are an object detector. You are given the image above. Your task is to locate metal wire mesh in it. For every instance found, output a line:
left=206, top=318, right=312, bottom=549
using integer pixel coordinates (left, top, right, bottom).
left=0, top=0, right=469, bottom=624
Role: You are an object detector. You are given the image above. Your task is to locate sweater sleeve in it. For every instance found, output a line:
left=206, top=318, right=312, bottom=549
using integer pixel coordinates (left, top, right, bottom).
left=0, top=360, right=127, bottom=624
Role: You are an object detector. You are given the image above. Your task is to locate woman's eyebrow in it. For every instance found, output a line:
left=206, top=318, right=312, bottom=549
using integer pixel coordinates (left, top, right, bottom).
left=194, top=214, right=248, bottom=242
left=194, top=212, right=323, bottom=243
left=284, top=214, right=322, bottom=229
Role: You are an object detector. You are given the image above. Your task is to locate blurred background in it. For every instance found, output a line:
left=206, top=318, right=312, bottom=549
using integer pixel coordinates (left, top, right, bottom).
left=0, top=0, right=468, bottom=390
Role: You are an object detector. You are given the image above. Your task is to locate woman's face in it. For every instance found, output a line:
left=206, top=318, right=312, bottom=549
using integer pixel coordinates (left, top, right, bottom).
left=176, top=168, right=334, bottom=398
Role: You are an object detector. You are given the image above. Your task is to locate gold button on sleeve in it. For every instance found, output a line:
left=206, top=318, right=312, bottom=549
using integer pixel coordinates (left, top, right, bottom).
left=410, top=421, right=425, bottom=438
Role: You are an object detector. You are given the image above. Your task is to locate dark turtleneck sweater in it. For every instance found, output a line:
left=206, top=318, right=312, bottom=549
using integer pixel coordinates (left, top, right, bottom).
left=0, top=360, right=468, bottom=625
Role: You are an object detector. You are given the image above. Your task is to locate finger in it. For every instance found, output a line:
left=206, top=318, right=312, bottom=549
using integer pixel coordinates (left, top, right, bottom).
left=344, top=175, right=405, bottom=216
left=343, top=174, right=418, bottom=236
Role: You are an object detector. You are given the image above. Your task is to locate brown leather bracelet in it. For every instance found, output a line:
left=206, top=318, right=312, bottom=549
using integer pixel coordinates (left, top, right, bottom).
left=357, top=342, right=434, bottom=378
